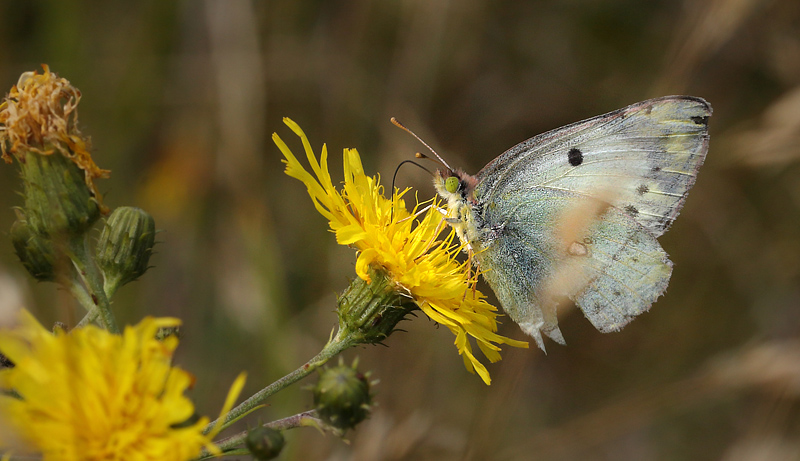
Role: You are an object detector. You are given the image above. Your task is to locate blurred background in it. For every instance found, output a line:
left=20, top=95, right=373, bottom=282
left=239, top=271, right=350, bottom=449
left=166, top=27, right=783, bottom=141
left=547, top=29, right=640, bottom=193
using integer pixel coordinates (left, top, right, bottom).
left=1, top=0, right=800, bottom=459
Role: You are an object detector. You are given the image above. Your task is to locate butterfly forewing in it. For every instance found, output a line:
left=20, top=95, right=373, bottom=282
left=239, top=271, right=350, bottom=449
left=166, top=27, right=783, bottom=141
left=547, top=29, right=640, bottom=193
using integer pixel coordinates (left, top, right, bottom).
left=475, top=96, right=711, bottom=237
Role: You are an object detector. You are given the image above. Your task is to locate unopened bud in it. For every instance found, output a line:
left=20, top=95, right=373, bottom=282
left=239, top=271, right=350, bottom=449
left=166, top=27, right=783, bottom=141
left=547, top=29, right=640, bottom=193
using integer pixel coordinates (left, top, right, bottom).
left=245, top=426, right=285, bottom=460
left=19, top=150, right=102, bottom=237
left=1, top=66, right=109, bottom=237
left=96, top=206, right=156, bottom=294
left=313, top=360, right=373, bottom=430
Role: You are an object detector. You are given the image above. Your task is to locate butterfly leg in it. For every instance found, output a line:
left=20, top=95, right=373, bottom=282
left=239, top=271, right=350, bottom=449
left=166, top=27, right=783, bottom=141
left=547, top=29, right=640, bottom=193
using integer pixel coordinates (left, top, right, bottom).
left=396, top=203, right=437, bottom=224
left=461, top=248, right=481, bottom=301
left=414, top=213, right=450, bottom=262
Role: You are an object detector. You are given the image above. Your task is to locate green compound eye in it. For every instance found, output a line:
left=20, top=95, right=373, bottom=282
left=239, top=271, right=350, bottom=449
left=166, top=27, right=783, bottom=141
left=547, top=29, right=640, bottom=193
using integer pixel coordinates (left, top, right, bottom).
left=445, top=176, right=459, bottom=193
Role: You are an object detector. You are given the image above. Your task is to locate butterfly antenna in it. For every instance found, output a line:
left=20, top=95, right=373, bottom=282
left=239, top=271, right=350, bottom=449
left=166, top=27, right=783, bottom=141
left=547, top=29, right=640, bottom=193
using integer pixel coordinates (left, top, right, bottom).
left=391, top=159, right=432, bottom=196
left=390, top=117, right=453, bottom=172
left=389, top=159, right=433, bottom=222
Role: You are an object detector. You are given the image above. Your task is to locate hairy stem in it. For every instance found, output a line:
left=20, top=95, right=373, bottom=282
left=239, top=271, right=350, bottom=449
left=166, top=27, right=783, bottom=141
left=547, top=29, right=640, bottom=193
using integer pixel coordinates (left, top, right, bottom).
left=202, top=410, right=339, bottom=458
left=68, top=236, right=118, bottom=333
left=204, top=329, right=356, bottom=434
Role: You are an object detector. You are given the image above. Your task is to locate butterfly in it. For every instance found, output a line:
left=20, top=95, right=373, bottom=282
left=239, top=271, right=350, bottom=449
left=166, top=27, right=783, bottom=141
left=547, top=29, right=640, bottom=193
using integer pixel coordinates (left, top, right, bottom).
left=431, top=96, right=711, bottom=351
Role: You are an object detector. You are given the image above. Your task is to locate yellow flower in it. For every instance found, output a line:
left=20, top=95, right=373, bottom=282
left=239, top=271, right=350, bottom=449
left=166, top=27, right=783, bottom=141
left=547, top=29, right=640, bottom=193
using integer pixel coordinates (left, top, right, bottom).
left=0, top=310, right=245, bottom=461
left=273, top=118, right=527, bottom=385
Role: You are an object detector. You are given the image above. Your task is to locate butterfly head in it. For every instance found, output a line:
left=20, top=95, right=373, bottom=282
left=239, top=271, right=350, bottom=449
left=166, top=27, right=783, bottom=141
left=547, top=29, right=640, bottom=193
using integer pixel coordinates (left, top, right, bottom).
left=432, top=168, right=482, bottom=251
left=433, top=168, right=478, bottom=206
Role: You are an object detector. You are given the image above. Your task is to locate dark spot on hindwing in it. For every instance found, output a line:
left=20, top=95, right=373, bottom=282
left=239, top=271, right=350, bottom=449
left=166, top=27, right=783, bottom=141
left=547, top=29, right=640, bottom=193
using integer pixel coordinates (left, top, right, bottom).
left=567, top=148, right=583, bottom=166
left=651, top=166, right=661, bottom=173
left=691, top=115, right=709, bottom=126
left=624, top=205, right=639, bottom=217
left=636, top=184, right=649, bottom=195
left=613, top=291, right=621, bottom=297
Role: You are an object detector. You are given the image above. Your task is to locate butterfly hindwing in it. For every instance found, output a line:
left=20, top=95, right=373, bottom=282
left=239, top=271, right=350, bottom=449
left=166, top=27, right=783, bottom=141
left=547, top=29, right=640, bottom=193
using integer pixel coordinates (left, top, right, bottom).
left=567, top=206, right=673, bottom=333
left=473, top=189, right=672, bottom=349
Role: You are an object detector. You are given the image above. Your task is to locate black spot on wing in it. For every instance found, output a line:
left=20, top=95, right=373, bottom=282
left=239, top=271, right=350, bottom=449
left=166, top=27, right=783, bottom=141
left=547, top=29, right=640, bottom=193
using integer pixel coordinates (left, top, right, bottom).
left=568, top=148, right=583, bottom=166
left=624, top=205, right=639, bottom=217
left=647, top=166, right=663, bottom=179
left=636, top=184, right=649, bottom=195
left=691, top=115, right=710, bottom=126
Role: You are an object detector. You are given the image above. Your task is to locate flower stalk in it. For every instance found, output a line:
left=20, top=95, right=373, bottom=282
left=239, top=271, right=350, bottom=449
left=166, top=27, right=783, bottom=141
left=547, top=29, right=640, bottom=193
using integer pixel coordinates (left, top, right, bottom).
left=205, top=325, right=357, bottom=434
left=68, top=234, right=119, bottom=333
left=204, top=410, right=330, bottom=459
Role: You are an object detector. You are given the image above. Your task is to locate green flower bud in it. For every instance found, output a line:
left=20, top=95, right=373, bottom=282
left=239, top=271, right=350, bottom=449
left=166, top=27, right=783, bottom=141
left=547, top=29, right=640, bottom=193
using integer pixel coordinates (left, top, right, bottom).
left=245, top=426, right=285, bottom=460
left=313, top=360, right=373, bottom=430
left=336, top=267, right=417, bottom=344
left=10, top=218, right=60, bottom=281
left=1, top=67, right=110, bottom=237
left=19, top=149, right=101, bottom=237
left=96, top=206, right=156, bottom=294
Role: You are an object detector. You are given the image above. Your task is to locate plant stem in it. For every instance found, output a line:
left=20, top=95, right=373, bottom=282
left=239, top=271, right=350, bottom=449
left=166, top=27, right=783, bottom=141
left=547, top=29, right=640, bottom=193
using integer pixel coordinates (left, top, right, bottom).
left=204, top=328, right=356, bottom=434
left=66, top=278, right=100, bottom=327
left=68, top=236, right=118, bottom=333
left=206, top=410, right=337, bottom=457
left=75, top=256, right=125, bottom=327
left=76, top=307, right=100, bottom=328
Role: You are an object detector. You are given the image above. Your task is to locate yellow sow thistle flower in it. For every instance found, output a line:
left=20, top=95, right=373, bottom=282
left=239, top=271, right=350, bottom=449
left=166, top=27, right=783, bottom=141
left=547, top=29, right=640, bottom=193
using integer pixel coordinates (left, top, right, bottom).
left=273, top=118, right=527, bottom=385
left=0, top=310, right=245, bottom=461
